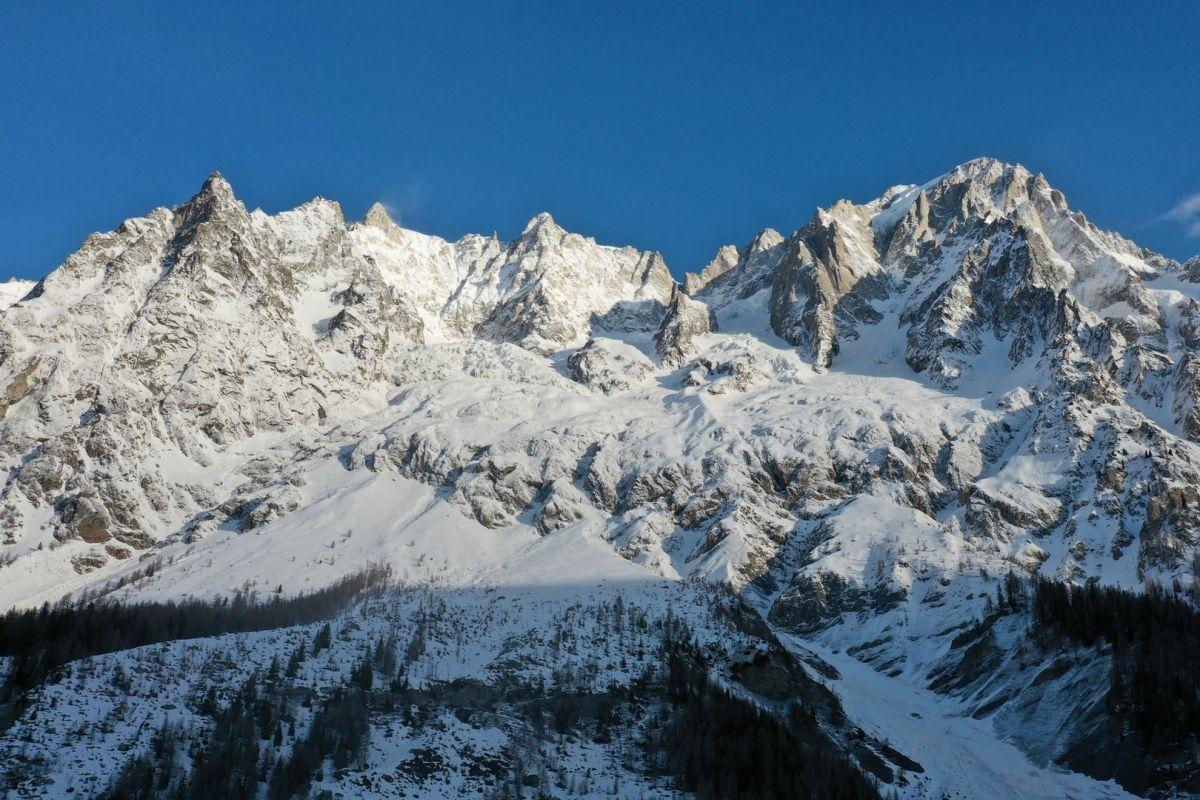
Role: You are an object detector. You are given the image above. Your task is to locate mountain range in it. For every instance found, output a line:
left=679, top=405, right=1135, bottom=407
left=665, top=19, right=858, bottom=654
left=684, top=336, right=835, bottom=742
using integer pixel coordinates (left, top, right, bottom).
left=2, top=157, right=1198, bottom=799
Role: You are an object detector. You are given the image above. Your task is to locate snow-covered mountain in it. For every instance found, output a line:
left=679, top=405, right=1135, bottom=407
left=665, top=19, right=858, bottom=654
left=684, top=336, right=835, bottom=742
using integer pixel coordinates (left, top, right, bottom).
left=2, top=158, right=1199, bottom=798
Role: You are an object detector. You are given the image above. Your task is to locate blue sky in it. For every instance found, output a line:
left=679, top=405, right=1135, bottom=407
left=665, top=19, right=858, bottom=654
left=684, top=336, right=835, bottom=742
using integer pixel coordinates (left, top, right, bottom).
left=2, top=1, right=1198, bottom=281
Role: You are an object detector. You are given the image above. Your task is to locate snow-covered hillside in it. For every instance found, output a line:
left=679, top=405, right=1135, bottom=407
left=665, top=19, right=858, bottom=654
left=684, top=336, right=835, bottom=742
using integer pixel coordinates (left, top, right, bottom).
left=2, top=158, right=1199, bottom=798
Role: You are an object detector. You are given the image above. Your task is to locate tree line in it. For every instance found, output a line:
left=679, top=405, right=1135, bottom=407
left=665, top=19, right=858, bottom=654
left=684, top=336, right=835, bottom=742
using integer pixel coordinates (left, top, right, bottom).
left=652, top=632, right=885, bottom=800
left=0, top=564, right=391, bottom=717
left=96, top=622, right=385, bottom=800
left=88, top=596, right=887, bottom=799
left=1025, top=575, right=1200, bottom=750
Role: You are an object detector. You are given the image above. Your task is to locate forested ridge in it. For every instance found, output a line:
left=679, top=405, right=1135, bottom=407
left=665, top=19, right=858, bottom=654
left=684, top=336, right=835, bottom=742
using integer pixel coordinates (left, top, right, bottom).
left=64, top=595, right=887, bottom=799
left=0, top=565, right=392, bottom=717
left=654, top=635, right=884, bottom=800
left=8, top=565, right=1196, bottom=798
left=1024, top=575, right=1200, bottom=749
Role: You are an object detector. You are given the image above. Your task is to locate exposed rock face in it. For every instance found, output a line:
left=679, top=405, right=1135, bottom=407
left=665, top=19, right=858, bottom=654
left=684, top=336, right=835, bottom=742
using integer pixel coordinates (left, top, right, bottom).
left=685, top=228, right=787, bottom=303
left=690, top=206, right=889, bottom=370
left=769, top=202, right=888, bottom=369
left=353, top=207, right=674, bottom=352
left=654, top=286, right=716, bottom=366
left=901, top=220, right=1075, bottom=386
left=1180, top=254, right=1200, bottom=282
left=772, top=205, right=888, bottom=371
left=566, top=338, right=654, bottom=393
left=1173, top=352, right=1200, bottom=442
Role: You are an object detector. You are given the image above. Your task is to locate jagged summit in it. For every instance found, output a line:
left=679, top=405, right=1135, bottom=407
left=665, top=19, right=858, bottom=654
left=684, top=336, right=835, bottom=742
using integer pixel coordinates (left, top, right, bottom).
left=362, top=200, right=396, bottom=230
left=925, top=155, right=1040, bottom=191
left=202, top=169, right=232, bottom=189
left=516, top=211, right=567, bottom=246
left=172, top=170, right=245, bottom=233
left=191, top=170, right=238, bottom=205
left=1182, top=254, right=1200, bottom=280
left=3, top=156, right=1200, bottom=796
left=953, top=154, right=1019, bottom=173
left=684, top=227, right=786, bottom=298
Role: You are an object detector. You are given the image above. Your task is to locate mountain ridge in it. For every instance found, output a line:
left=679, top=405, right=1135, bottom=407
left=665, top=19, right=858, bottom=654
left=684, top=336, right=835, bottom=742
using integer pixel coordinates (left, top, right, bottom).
left=4, top=155, right=1199, bottom=594
left=2, top=156, right=1199, bottom=798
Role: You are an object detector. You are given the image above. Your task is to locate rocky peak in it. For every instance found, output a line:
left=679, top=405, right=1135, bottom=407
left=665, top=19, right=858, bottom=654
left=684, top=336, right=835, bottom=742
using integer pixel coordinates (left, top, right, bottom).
left=687, top=228, right=788, bottom=308
left=912, top=158, right=1081, bottom=245
left=1181, top=255, right=1200, bottom=282
left=355, top=201, right=414, bottom=250
left=769, top=200, right=887, bottom=368
left=174, top=171, right=246, bottom=231
left=517, top=211, right=564, bottom=244
left=748, top=227, right=786, bottom=254
left=363, top=202, right=397, bottom=231
left=655, top=286, right=716, bottom=366
left=941, top=156, right=1029, bottom=189
left=919, top=158, right=1032, bottom=226
left=198, top=170, right=236, bottom=200
left=684, top=245, right=738, bottom=296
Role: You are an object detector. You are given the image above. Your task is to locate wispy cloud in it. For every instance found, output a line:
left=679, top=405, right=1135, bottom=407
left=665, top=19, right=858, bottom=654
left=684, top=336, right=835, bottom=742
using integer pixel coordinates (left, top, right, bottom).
left=379, top=180, right=432, bottom=229
left=1165, top=191, right=1200, bottom=237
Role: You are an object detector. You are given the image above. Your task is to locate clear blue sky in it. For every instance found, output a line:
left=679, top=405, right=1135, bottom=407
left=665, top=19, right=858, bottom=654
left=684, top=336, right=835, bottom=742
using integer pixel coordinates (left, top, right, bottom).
left=2, top=1, right=1198, bottom=281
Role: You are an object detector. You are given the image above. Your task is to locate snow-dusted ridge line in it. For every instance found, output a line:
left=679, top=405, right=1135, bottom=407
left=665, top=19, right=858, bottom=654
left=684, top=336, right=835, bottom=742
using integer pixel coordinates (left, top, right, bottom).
left=2, top=156, right=1200, bottom=797
left=2, top=155, right=1198, bottom=615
